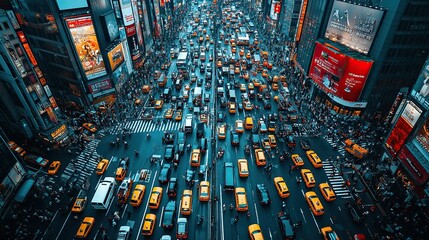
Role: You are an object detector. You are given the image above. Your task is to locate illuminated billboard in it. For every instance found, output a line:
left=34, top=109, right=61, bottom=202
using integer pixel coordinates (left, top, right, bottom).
left=88, top=79, right=113, bottom=94
left=386, top=101, right=422, bottom=157
left=324, top=0, right=384, bottom=55
left=398, top=145, right=429, bottom=185
left=414, top=117, right=429, bottom=154
left=295, top=0, right=308, bottom=42
left=107, top=43, right=125, bottom=71
left=269, top=1, right=280, bottom=21
left=65, top=15, right=106, bottom=80
left=56, top=0, right=88, bottom=10
left=309, top=42, right=373, bottom=102
left=410, top=57, right=429, bottom=110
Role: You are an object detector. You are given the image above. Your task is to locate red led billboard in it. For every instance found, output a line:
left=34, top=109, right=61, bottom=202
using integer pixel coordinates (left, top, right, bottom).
left=386, top=101, right=422, bottom=157
left=398, top=145, right=429, bottom=185
left=309, top=42, right=373, bottom=102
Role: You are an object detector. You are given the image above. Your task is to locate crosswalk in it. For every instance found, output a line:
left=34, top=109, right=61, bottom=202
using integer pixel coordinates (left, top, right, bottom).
left=61, top=139, right=101, bottom=187
left=108, top=119, right=183, bottom=135
left=322, top=162, right=352, bottom=199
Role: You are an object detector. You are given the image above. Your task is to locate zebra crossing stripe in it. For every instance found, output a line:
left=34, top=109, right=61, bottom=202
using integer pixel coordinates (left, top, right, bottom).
left=138, top=121, right=145, bottom=133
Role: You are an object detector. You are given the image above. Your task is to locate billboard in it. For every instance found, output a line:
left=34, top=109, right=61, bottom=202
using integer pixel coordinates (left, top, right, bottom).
left=88, top=79, right=113, bottom=94
left=398, top=145, right=429, bottom=185
left=65, top=15, right=106, bottom=80
left=269, top=1, right=280, bottom=21
left=119, top=0, right=135, bottom=27
left=410, top=57, right=429, bottom=110
left=414, top=117, right=429, bottom=154
left=386, top=101, right=422, bottom=157
left=107, top=43, right=125, bottom=71
left=295, top=0, right=308, bottom=42
left=100, top=11, right=119, bottom=42
left=324, top=0, right=384, bottom=55
left=309, top=42, right=373, bottom=102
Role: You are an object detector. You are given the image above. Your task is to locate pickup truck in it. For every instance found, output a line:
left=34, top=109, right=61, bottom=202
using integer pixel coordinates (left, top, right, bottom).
left=117, top=178, right=133, bottom=204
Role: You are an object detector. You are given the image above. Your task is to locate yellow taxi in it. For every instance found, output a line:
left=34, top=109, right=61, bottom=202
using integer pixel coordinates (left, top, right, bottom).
left=301, top=169, right=316, bottom=188
left=181, top=190, right=193, bottom=215
left=273, top=177, right=290, bottom=198
left=48, top=161, right=61, bottom=175
left=238, top=159, right=249, bottom=177
left=115, top=166, right=127, bottom=181
left=252, top=79, right=261, bottom=87
left=229, top=102, right=237, bottom=114
left=142, top=85, right=151, bottom=93
left=95, top=159, right=109, bottom=175
left=217, top=124, right=226, bottom=140
left=272, top=83, right=279, bottom=91
left=130, top=184, right=146, bottom=207
left=267, top=135, right=276, bottom=148
left=248, top=83, right=254, bottom=90
left=235, top=120, right=244, bottom=133
left=234, top=66, right=240, bottom=74
left=71, top=191, right=87, bottom=213
left=165, top=108, right=174, bottom=119
left=254, top=149, right=266, bottom=166
left=240, top=84, right=247, bottom=92
left=83, top=123, right=97, bottom=133
left=306, top=150, right=323, bottom=168
left=319, top=183, right=336, bottom=202
left=243, top=101, right=253, bottom=111
left=248, top=224, right=264, bottom=240
left=190, top=149, right=201, bottom=167
left=235, top=187, right=248, bottom=211
left=321, top=226, right=340, bottom=240
left=199, top=181, right=210, bottom=202
left=291, top=154, right=304, bottom=167
left=217, top=60, right=223, bottom=68
left=305, top=191, right=324, bottom=216
left=76, top=217, right=94, bottom=238
left=154, top=100, right=164, bottom=110
left=232, top=47, right=237, bottom=53
left=175, top=110, right=183, bottom=121
left=149, top=187, right=163, bottom=209
left=141, top=213, right=156, bottom=236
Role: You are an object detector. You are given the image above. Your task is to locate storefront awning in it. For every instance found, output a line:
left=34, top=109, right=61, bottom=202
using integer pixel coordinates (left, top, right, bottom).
left=14, top=179, right=35, bottom=202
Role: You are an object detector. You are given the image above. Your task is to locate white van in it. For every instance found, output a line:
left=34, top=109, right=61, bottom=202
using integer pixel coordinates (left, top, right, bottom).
left=91, top=177, right=116, bottom=210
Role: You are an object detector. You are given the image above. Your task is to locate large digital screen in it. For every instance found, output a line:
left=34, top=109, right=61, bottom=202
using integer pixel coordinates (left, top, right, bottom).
left=398, top=145, right=429, bottom=185
left=386, top=101, right=422, bottom=157
left=269, top=1, right=280, bottom=21
left=410, top=57, right=429, bottom=110
left=56, top=0, right=88, bottom=11
left=308, top=42, right=373, bottom=102
left=65, top=15, right=106, bottom=80
left=119, top=0, right=135, bottom=27
left=107, top=43, right=125, bottom=71
left=324, top=0, right=384, bottom=55
left=101, top=11, right=119, bottom=42
left=414, top=117, right=429, bottom=154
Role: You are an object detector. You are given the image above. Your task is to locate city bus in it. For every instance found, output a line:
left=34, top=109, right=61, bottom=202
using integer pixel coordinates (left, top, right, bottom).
left=91, top=177, right=116, bottom=210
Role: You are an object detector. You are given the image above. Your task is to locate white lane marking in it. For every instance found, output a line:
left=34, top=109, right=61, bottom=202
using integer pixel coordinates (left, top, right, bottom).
left=159, top=206, right=165, bottom=227
left=219, top=185, right=225, bottom=240
left=254, top=202, right=260, bottom=225
left=55, top=211, right=71, bottom=240
left=137, top=170, right=158, bottom=240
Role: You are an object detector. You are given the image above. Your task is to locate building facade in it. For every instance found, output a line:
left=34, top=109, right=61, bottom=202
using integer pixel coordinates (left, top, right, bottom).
left=295, top=0, right=429, bottom=117
left=0, top=8, right=69, bottom=145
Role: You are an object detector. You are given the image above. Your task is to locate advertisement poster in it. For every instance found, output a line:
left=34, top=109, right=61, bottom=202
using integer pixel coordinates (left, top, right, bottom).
left=269, top=1, right=280, bottom=21
left=414, top=118, right=429, bottom=154
left=127, top=35, right=142, bottom=61
left=295, top=0, right=308, bottom=41
left=65, top=15, right=106, bottom=80
left=324, top=0, right=384, bottom=55
left=22, top=43, right=38, bottom=66
left=107, top=43, right=125, bottom=71
left=309, top=42, right=373, bottom=102
left=6, top=10, right=20, bottom=29
left=132, top=0, right=144, bottom=49
left=386, top=101, right=422, bottom=157
left=101, top=12, right=119, bottom=42
left=119, top=0, right=135, bottom=26
left=398, top=146, right=429, bottom=185
left=88, top=79, right=113, bottom=94
left=410, top=57, right=429, bottom=110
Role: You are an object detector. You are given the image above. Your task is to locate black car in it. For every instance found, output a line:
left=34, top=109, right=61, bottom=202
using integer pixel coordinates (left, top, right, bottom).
left=176, top=101, right=184, bottom=109
left=231, top=132, right=239, bottom=146
left=256, top=184, right=271, bottom=205
left=162, top=200, right=176, bottom=229
left=199, top=138, right=208, bottom=153
left=197, top=78, right=203, bottom=86
left=197, top=123, right=205, bottom=138
left=199, top=64, right=205, bottom=73
left=277, top=212, right=295, bottom=239
left=167, top=178, right=178, bottom=198
left=162, top=132, right=175, bottom=144
left=345, top=202, right=363, bottom=223
left=300, top=140, right=311, bottom=150
left=158, top=164, right=172, bottom=183
left=220, top=97, right=227, bottom=108
left=263, top=99, right=271, bottom=109
left=165, top=145, right=175, bottom=161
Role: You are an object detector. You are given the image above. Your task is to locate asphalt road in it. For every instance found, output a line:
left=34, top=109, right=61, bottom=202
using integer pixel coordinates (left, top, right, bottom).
left=43, top=1, right=376, bottom=240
